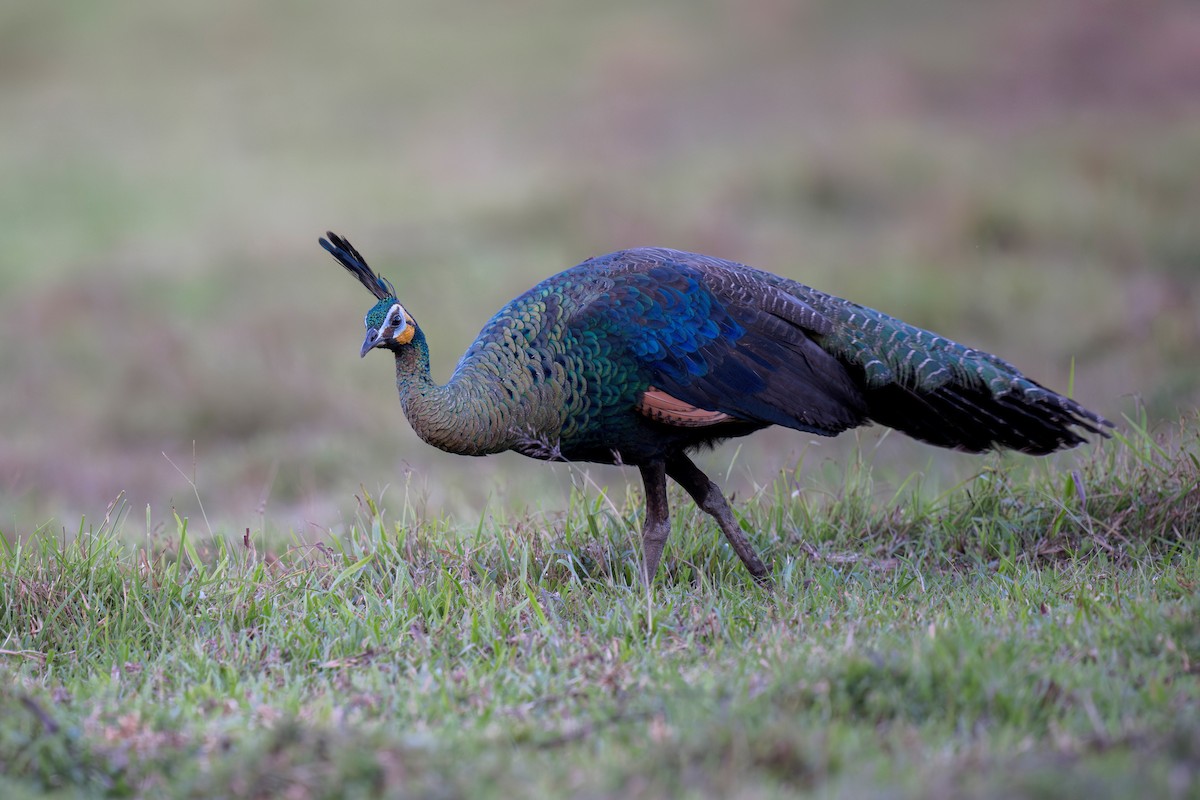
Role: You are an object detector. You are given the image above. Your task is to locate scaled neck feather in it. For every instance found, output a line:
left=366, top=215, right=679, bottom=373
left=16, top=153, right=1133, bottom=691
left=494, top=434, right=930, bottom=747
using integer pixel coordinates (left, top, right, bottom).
left=391, top=327, right=512, bottom=456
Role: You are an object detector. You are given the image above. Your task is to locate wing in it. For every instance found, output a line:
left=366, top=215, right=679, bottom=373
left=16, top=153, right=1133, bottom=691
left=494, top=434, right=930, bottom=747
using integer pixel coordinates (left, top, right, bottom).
left=568, top=249, right=869, bottom=436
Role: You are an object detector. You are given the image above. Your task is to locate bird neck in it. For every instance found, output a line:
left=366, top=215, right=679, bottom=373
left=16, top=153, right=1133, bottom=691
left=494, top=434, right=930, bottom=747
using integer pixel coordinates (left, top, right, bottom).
left=392, top=327, right=510, bottom=456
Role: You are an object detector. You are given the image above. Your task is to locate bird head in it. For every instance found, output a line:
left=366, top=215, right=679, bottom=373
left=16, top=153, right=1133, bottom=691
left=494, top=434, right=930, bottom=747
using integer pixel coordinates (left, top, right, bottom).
left=320, top=232, right=415, bottom=358
left=360, top=298, right=416, bottom=357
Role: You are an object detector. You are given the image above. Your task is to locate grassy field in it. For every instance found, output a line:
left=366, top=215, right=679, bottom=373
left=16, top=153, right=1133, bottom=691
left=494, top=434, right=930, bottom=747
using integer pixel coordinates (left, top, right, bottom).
left=2, top=421, right=1198, bottom=797
left=3, top=0, right=1200, bottom=796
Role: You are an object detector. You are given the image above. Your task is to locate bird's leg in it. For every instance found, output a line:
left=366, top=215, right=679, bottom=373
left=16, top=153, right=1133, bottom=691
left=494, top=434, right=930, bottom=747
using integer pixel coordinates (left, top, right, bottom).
left=666, top=455, right=771, bottom=583
left=638, top=462, right=671, bottom=585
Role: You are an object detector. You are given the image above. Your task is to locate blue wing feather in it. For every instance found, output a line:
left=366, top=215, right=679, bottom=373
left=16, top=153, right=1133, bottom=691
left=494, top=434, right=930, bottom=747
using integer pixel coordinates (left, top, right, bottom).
left=572, top=252, right=867, bottom=436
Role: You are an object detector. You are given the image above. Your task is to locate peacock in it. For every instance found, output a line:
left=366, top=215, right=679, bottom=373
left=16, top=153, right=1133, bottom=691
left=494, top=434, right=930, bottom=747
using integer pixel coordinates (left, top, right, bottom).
left=320, top=233, right=1112, bottom=582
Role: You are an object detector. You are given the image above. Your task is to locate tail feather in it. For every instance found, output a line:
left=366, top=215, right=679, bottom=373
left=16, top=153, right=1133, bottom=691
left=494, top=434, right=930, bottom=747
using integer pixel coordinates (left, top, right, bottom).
left=907, top=383, right=1019, bottom=450
left=805, top=296, right=1113, bottom=454
left=862, top=373, right=1111, bottom=455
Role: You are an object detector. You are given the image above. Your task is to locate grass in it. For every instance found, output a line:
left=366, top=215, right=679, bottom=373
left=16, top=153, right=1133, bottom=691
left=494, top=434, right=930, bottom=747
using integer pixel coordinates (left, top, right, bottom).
left=2, top=419, right=1197, bottom=798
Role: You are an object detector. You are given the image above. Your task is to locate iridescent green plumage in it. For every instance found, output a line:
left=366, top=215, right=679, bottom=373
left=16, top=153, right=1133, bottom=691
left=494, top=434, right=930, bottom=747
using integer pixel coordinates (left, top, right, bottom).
left=321, top=233, right=1112, bottom=582
left=364, top=299, right=392, bottom=331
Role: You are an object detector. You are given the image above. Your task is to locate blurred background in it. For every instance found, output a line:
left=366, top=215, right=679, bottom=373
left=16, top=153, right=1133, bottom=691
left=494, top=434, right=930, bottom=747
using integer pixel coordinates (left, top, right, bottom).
left=2, top=0, right=1198, bottom=537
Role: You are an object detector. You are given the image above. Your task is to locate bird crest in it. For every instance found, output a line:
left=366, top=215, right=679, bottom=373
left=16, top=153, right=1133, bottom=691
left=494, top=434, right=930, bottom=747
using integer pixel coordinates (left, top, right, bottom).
left=320, top=232, right=396, bottom=301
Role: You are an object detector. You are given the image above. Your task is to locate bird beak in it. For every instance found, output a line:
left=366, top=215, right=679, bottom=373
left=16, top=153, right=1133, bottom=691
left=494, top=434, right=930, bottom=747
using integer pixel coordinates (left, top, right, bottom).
left=360, top=327, right=381, bottom=358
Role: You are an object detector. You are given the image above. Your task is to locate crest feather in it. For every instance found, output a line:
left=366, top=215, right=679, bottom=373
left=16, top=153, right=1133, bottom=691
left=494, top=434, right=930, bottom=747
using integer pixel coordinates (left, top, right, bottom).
left=320, top=232, right=396, bottom=301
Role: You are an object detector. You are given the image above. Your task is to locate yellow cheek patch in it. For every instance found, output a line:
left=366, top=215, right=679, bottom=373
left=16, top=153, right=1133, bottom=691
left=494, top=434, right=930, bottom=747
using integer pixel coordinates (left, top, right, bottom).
left=393, top=325, right=415, bottom=346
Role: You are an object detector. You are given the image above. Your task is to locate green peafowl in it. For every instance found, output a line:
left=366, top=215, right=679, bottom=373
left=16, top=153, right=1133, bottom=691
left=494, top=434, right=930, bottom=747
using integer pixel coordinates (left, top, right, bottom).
left=320, top=233, right=1112, bottom=583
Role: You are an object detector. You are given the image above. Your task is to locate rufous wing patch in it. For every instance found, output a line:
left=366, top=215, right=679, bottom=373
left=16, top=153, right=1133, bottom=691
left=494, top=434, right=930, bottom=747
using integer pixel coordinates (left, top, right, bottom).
left=637, top=387, right=734, bottom=427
